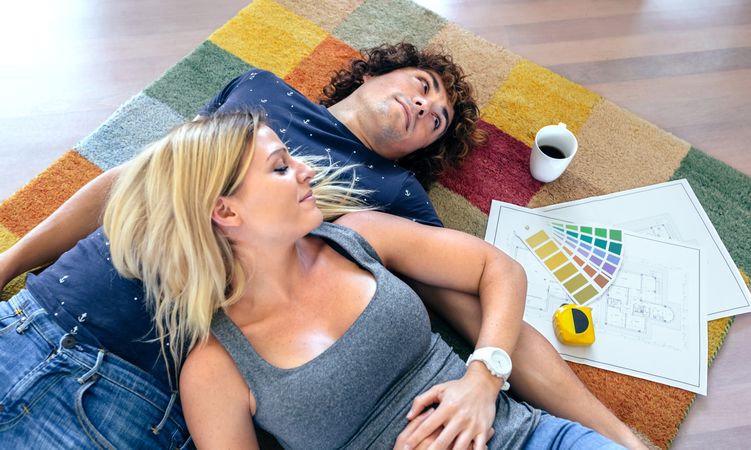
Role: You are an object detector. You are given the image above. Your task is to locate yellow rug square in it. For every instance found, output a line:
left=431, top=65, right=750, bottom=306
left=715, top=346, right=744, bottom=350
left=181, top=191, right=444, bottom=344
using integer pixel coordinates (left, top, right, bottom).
left=209, top=0, right=328, bottom=77
left=482, top=60, right=601, bottom=147
left=0, top=224, right=24, bottom=300
left=0, top=223, right=18, bottom=253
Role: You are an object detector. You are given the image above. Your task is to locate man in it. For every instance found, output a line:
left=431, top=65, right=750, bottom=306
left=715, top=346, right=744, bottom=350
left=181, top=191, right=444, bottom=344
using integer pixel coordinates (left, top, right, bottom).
left=197, top=42, right=484, bottom=226
left=0, top=43, right=644, bottom=448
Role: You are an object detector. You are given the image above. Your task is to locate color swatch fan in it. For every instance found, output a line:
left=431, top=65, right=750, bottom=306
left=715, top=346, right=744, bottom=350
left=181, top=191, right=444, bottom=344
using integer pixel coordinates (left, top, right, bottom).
left=518, top=222, right=624, bottom=305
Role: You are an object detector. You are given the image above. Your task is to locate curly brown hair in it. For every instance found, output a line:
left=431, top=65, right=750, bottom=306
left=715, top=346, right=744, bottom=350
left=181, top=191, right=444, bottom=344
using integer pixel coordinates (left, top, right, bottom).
left=320, top=42, right=486, bottom=188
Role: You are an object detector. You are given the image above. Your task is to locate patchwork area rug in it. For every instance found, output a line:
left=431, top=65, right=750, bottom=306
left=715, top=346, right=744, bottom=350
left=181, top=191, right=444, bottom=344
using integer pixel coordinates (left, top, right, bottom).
left=1, top=0, right=749, bottom=448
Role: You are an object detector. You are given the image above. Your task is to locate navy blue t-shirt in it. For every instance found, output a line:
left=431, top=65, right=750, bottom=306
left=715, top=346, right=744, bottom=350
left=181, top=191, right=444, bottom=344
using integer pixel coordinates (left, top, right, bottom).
left=26, top=228, right=175, bottom=389
left=200, top=69, right=442, bottom=227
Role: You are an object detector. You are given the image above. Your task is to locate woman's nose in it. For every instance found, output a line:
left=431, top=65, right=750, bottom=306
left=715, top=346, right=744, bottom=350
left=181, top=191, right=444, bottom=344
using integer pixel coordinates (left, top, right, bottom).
left=298, top=162, right=315, bottom=183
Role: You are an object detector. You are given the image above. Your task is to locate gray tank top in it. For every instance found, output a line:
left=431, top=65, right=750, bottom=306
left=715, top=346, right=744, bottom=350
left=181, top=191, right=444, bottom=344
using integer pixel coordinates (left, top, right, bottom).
left=211, top=222, right=540, bottom=449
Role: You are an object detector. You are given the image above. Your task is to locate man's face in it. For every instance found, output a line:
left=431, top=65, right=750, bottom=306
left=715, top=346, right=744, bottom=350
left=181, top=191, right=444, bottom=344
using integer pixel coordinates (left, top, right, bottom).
left=354, top=68, right=454, bottom=160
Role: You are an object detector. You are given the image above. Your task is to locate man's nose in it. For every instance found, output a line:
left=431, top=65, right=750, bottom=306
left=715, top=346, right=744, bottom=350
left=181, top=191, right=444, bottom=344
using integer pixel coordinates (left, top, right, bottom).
left=413, top=96, right=430, bottom=117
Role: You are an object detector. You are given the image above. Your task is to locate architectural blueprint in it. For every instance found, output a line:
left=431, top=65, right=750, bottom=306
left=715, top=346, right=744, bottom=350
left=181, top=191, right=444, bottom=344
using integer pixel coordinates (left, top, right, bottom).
left=486, top=202, right=708, bottom=394
left=539, top=179, right=750, bottom=320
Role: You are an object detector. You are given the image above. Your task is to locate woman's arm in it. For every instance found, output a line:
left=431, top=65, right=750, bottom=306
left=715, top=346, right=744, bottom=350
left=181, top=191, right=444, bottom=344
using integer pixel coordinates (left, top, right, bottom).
left=0, top=166, right=122, bottom=288
left=180, top=338, right=259, bottom=450
left=337, top=211, right=526, bottom=449
left=338, top=211, right=525, bottom=360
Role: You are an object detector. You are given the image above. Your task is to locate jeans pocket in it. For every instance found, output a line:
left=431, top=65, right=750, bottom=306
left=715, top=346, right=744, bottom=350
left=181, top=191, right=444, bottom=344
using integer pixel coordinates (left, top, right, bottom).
left=0, top=361, right=67, bottom=434
left=75, top=375, right=189, bottom=450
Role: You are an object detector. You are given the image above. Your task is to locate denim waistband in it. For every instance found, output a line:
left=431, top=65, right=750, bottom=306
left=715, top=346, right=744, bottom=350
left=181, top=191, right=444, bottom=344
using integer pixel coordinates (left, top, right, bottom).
left=8, top=289, right=184, bottom=434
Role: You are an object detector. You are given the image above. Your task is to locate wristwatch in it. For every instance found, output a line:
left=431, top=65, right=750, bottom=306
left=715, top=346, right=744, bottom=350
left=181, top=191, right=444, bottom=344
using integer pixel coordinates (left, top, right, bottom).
left=466, top=347, right=512, bottom=391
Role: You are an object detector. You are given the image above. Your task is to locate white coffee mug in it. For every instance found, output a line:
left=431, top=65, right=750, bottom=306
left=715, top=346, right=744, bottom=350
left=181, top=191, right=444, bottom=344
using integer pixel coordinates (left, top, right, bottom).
left=529, top=123, right=578, bottom=183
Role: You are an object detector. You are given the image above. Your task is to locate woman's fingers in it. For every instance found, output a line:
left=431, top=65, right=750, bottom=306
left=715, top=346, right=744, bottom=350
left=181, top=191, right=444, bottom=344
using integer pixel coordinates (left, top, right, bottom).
left=406, top=385, right=443, bottom=420
left=404, top=376, right=498, bottom=450
left=472, top=429, right=491, bottom=450
left=425, top=415, right=464, bottom=450
left=404, top=404, right=455, bottom=449
left=394, top=408, right=435, bottom=450
left=450, top=429, right=474, bottom=450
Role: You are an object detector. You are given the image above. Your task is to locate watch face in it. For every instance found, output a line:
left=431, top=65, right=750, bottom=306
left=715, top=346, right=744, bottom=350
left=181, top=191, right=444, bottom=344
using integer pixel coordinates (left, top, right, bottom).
left=491, top=349, right=512, bottom=374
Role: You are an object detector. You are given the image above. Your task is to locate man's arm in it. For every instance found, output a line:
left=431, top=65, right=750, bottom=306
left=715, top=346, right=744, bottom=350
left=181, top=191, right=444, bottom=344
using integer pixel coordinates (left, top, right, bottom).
left=0, top=166, right=122, bottom=288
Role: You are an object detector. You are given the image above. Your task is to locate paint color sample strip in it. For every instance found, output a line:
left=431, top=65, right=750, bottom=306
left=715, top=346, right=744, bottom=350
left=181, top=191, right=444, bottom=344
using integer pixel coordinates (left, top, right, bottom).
left=520, top=222, right=624, bottom=305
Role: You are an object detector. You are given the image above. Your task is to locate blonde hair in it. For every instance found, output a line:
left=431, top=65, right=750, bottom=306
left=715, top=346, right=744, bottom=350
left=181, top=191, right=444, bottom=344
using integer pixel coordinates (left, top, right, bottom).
left=103, top=111, right=371, bottom=380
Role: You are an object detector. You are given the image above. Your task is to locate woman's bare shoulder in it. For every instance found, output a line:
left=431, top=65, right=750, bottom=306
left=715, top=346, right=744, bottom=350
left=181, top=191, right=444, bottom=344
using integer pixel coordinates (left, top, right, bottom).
left=334, top=211, right=407, bottom=235
left=181, top=335, right=243, bottom=392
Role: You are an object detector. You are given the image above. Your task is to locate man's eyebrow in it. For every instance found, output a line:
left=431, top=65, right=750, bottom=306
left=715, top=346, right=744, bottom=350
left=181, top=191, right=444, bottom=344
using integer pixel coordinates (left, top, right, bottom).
left=266, top=147, right=287, bottom=160
left=428, top=71, right=440, bottom=92
left=425, top=71, right=451, bottom=133
left=441, top=107, right=449, bottom=131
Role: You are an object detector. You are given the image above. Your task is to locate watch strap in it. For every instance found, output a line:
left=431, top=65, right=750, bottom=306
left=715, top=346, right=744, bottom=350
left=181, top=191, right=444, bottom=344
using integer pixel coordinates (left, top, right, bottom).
left=466, top=347, right=512, bottom=391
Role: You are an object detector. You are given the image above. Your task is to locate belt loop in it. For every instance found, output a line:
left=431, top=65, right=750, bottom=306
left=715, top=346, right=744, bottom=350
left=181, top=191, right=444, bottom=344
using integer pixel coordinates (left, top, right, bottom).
left=77, top=349, right=105, bottom=384
left=151, top=391, right=178, bottom=435
left=16, top=317, right=31, bottom=334
left=15, top=308, right=42, bottom=334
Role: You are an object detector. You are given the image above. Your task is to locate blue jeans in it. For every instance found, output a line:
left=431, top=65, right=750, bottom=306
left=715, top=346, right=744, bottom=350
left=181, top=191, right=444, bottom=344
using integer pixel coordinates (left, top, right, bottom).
left=523, top=413, right=626, bottom=449
left=0, top=290, right=191, bottom=449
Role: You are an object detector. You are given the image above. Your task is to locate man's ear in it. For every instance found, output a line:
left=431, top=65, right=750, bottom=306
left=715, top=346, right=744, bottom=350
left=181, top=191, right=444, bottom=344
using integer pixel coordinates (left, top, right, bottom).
left=362, top=74, right=372, bottom=83
left=211, top=197, right=242, bottom=228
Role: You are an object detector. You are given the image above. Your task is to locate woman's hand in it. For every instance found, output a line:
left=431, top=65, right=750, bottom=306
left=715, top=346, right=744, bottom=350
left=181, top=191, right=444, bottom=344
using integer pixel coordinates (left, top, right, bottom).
left=394, top=408, right=441, bottom=450
left=398, top=364, right=501, bottom=450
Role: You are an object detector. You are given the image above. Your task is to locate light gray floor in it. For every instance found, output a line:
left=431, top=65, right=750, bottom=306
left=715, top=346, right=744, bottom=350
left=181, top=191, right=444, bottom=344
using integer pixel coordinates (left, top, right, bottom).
left=0, top=1, right=749, bottom=448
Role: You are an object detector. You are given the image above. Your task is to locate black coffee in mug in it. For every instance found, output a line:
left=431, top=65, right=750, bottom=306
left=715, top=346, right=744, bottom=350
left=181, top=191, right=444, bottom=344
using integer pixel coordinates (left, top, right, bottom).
left=539, top=145, right=566, bottom=159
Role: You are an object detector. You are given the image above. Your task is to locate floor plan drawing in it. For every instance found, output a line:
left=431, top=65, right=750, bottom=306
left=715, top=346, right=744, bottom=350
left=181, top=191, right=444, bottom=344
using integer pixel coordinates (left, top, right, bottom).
left=539, top=179, right=750, bottom=319
left=486, top=202, right=708, bottom=394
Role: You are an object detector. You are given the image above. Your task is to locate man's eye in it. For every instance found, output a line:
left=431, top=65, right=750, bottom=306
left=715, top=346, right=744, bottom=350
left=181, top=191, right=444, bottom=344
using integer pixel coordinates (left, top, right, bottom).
left=433, top=116, right=440, bottom=130
left=421, top=79, right=429, bottom=94
left=274, top=165, right=289, bottom=173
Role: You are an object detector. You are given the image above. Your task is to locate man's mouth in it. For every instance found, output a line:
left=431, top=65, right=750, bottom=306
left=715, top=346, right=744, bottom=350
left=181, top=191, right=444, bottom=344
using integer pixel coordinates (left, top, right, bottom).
left=396, top=97, right=411, bottom=131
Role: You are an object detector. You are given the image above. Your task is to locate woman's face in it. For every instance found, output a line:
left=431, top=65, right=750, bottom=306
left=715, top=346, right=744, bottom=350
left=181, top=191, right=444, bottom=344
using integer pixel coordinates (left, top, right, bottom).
left=225, top=125, right=322, bottom=243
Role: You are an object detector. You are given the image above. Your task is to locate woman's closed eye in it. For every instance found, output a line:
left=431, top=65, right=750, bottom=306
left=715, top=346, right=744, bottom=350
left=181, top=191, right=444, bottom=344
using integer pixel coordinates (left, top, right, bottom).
left=273, top=164, right=289, bottom=173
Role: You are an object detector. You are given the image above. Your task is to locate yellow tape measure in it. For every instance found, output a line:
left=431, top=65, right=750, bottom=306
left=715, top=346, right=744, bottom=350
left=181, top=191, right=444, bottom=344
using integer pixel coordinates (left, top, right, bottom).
left=552, top=304, right=595, bottom=346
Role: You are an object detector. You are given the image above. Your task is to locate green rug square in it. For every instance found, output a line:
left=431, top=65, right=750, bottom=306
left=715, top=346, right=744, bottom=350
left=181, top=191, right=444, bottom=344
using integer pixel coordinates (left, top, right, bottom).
left=672, top=147, right=751, bottom=272
left=144, top=41, right=253, bottom=119
left=334, top=0, right=445, bottom=50
left=76, top=93, right=185, bottom=170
